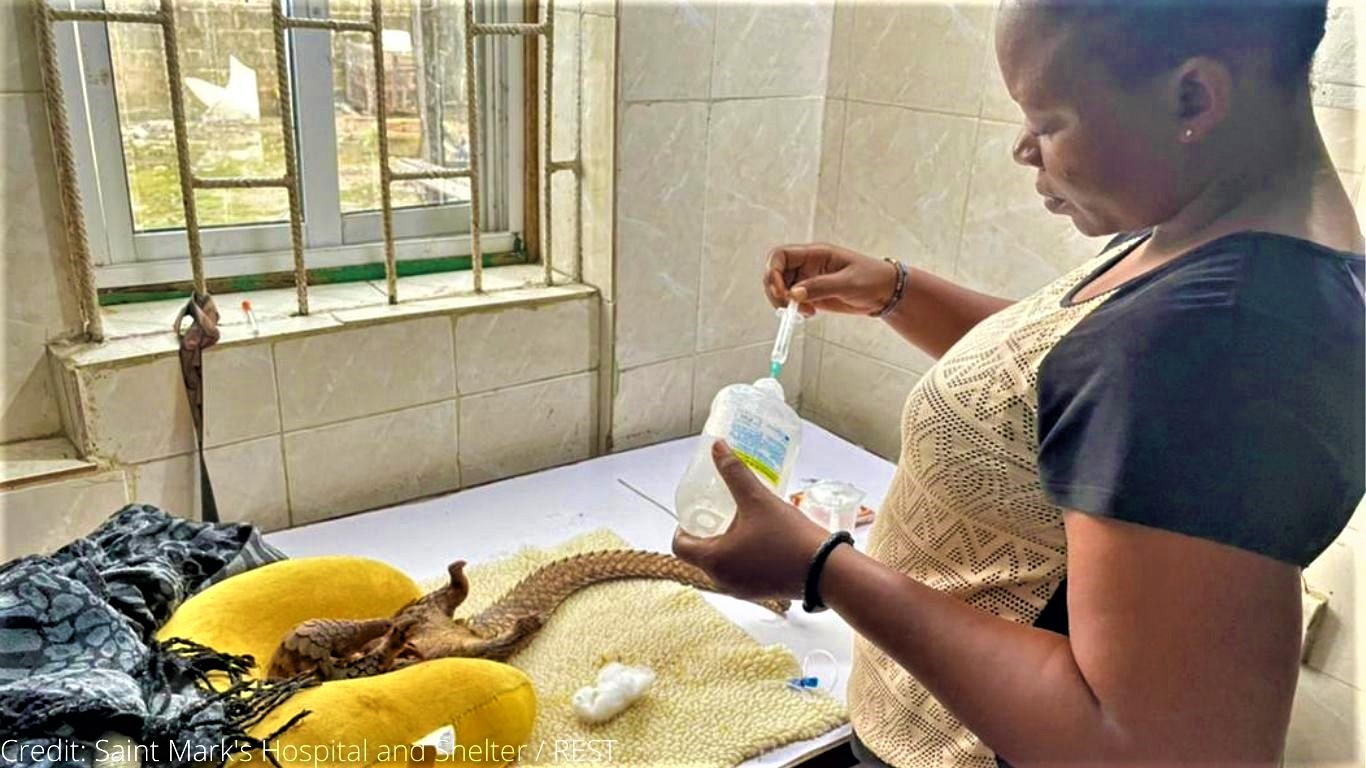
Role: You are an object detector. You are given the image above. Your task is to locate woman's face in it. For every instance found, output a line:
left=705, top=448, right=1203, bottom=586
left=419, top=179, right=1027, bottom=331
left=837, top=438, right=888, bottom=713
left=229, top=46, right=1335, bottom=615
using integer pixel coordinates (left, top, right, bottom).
left=995, top=7, right=1191, bottom=237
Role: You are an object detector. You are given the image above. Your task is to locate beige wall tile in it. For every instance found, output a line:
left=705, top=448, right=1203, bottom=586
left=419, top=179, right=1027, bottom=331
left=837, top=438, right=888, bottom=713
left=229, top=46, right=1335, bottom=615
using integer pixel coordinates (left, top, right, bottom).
left=126, top=453, right=199, bottom=520
left=130, top=443, right=289, bottom=531
left=616, top=101, right=709, bottom=367
left=1339, top=170, right=1362, bottom=205
left=808, top=343, right=915, bottom=460
left=1, top=0, right=41, bottom=93
left=822, top=313, right=936, bottom=374
left=847, top=1, right=992, bottom=116
left=1313, top=0, right=1361, bottom=89
left=979, top=9, right=1021, bottom=124
left=803, top=313, right=825, bottom=340
left=274, top=316, right=455, bottom=431
left=1304, top=526, right=1364, bottom=691
left=1357, top=170, right=1366, bottom=223
left=286, top=400, right=459, bottom=525
left=594, top=298, right=617, bottom=454
left=550, top=140, right=581, bottom=280
left=455, top=297, right=597, bottom=394
left=1283, top=666, right=1365, bottom=768
left=459, top=372, right=595, bottom=486
left=834, top=102, right=978, bottom=277
left=814, top=99, right=847, bottom=243
left=2, top=94, right=81, bottom=442
left=580, top=0, right=616, bottom=17
left=82, top=356, right=197, bottom=464
left=1313, top=80, right=1364, bottom=113
left=1315, top=100, right=1364, bottom=174
left=552, top=9, right=582, bottom=158
left=205, top=436, right=289, bottom=532
left=958, top=120, right=1106, bottom=299
left=691, top=338, right=804, bottom=431
left=203, top=343, right=281, bottom=448
left=799, top=336, right=823, bottom=414
left=1, top=320, right=63, bottom=442
left=47, top=354, right=84, bottom=451
left=612, top=356, right=695, bottom=452
left=0, top=471, right=128, bottom=560
left=581, top=12, right=616, bottom=295
left=548, top=9, right=581, bottom=281
left=700, top=98, right=822, bottom=352
left=825, top=0, right=854, bottom=99
left=619, top=0, right=714, bottom=102
left=711, top=0, right=832, bottom=99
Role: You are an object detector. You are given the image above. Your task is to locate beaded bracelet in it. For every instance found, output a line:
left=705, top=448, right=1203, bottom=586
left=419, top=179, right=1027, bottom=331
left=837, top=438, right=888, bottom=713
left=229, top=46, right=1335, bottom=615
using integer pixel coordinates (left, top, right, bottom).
left=802, top=530, right=854, bottom=613
left=872, top=259, right=909, bottom=318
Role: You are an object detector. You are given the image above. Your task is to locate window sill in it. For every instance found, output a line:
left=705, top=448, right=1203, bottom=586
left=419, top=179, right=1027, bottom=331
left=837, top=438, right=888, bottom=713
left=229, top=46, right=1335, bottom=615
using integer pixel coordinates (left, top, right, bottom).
left=51, top=264, right=596, bottom=369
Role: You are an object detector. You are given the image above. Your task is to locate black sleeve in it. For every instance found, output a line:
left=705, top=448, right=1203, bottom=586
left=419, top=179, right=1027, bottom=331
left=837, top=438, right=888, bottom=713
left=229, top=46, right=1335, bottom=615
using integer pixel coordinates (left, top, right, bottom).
left=1037, top=260, right=1364, bottom=567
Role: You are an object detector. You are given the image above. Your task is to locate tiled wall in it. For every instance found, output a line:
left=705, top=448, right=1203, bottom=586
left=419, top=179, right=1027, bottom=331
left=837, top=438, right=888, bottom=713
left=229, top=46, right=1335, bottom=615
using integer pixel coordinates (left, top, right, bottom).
left=0, top=1, right=84, bottom=443
left=1297, top=4, right=1365, bottom=744
left=4, top=293, right=599, bottom=547
left=610, top=0, right=1365, bottom=762
left=610, top=0, right=828, bottom=451
left=0, top=0, right=617, bottom=557
left=802, top=0, right=1365, bottom=462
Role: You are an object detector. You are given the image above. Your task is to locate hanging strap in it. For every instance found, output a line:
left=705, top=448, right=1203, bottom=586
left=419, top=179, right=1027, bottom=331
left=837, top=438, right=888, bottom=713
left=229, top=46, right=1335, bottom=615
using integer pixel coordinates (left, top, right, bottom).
left=175, top=292, right=221, bottom=523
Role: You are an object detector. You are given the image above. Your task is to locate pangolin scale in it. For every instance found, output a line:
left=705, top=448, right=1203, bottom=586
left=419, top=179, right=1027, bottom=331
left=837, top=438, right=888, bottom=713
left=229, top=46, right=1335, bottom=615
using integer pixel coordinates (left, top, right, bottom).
left=267, top=549, right=788, bottom=681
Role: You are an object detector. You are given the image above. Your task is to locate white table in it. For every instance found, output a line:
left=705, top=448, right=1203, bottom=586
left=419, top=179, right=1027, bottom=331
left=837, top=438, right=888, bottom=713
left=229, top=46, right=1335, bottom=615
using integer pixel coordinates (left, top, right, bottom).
left=266, top=422, right=897, bottom=767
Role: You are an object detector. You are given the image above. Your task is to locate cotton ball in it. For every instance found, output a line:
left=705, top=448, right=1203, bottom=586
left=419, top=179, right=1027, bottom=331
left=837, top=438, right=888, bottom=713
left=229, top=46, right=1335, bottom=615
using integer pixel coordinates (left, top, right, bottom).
left=571, top=662, right=656, bottom=724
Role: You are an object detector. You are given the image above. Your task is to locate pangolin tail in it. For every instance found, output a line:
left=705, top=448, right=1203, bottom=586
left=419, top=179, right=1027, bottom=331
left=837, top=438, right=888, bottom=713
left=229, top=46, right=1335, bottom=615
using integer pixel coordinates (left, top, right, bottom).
left=465, top=549, right=789, bottom=635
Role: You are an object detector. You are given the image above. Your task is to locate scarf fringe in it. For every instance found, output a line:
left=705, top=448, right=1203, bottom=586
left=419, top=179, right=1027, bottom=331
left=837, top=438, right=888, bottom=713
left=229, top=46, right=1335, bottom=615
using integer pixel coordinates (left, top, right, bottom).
left=141, top=637, right=317, bottom=767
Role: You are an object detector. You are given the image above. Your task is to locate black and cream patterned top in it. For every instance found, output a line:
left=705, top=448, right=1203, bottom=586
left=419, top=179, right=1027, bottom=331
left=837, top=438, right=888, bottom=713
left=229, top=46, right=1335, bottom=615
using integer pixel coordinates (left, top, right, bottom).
left=849, top=231, right=1365, bottom=768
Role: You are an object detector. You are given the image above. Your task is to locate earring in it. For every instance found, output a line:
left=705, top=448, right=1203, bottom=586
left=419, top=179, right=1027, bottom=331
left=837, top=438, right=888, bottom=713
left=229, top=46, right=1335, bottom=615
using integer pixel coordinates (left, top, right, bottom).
left=1184, top=128, right=1194, bottom=140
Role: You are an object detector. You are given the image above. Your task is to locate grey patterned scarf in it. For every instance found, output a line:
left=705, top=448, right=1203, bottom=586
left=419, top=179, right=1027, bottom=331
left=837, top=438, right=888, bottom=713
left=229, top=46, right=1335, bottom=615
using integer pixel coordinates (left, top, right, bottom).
left=0, top=504, right=309, bottom=767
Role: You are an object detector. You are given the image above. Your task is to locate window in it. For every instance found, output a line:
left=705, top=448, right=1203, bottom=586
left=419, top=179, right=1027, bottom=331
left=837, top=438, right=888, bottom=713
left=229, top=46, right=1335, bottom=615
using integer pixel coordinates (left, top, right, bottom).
left=56, top=0, right=524, bottom=290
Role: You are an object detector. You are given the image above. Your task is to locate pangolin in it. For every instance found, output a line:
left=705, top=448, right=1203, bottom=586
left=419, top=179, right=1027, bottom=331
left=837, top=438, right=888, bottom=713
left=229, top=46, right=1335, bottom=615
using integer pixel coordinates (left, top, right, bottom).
left=266, top=550, right=789, bottom=681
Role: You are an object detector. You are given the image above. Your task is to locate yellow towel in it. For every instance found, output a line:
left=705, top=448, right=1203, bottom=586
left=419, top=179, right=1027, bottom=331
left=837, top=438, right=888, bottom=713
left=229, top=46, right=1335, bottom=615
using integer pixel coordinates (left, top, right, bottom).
left=419, top=530, right=847, bottom=767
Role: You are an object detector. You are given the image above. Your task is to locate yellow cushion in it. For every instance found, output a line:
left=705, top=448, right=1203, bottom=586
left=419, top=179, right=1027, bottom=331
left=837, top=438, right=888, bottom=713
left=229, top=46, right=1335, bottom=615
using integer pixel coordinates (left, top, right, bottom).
left=238, top=658, right=537, bottom=768
left=158, top=556, right=537, bottom=767
left=158, top=556, right=425, bottom=672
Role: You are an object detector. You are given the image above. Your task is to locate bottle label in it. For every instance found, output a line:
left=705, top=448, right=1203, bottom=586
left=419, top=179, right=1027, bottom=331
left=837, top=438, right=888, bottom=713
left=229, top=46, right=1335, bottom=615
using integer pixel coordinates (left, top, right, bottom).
left=727, top=411, right=790, bottom=486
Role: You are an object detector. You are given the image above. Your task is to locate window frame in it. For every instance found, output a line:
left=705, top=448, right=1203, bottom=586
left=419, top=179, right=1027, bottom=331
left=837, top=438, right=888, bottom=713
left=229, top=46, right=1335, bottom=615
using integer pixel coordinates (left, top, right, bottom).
left=55, top=0, right=524, bottom=290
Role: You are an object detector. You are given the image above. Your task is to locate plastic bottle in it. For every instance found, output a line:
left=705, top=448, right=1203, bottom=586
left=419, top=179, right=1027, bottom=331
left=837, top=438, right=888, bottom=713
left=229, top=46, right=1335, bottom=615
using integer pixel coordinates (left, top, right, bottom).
left=675, top=376, right=803, bottom=537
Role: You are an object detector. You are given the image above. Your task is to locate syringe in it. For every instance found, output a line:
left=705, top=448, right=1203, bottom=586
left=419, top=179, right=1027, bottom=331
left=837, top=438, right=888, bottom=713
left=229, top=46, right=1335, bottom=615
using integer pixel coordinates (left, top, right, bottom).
left=769, top=300, right=802, bottom=378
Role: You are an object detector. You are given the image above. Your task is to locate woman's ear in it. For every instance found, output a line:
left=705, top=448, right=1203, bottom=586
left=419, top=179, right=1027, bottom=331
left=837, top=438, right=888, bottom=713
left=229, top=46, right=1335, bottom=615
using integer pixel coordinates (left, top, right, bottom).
left=1171, top=56, right=1233, bottom=143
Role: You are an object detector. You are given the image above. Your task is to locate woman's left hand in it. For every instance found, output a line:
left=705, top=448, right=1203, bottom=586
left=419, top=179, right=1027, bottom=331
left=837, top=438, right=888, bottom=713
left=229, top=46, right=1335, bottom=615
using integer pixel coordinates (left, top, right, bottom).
left=671, top=440, right=832, bottom=601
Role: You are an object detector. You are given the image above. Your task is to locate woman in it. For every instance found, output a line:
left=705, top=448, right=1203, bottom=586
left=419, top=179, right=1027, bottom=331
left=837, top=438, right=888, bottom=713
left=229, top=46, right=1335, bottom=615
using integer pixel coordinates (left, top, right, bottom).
left=673, top=1, right=1364, bottom=765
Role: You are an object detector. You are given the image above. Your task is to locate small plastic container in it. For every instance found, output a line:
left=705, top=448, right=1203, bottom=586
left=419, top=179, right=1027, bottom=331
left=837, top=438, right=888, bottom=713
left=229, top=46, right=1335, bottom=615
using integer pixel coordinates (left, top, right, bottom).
left=797, top=480, right=865, bottom=533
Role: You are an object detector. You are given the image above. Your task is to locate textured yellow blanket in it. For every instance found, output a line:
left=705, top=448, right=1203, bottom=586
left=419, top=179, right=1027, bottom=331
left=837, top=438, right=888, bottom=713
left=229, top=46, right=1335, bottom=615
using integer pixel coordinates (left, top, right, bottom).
left=419, top=530, right=847, bottom=767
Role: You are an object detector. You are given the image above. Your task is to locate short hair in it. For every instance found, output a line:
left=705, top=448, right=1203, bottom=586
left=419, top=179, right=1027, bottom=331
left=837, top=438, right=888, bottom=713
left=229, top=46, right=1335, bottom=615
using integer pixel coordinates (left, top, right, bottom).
left=1037, top=0, right=1330, bottom=85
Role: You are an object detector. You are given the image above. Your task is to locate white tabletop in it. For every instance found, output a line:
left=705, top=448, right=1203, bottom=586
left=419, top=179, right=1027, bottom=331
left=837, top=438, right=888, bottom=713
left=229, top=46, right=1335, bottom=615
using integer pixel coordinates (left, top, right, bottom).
left=265, top=421, right=897, bottom=767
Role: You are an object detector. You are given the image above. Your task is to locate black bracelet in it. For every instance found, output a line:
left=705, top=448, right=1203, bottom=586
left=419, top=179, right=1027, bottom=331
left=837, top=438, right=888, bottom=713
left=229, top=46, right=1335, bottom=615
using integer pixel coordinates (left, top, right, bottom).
left=802, top=530, right=854, bottom=613
left=872, top=259, right=908, bottom=318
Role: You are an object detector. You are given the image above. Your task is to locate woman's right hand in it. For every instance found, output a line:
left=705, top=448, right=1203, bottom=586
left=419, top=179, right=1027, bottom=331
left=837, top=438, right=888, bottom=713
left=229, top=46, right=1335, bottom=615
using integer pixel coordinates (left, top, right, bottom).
left=764, top=243, right=898, bottom=317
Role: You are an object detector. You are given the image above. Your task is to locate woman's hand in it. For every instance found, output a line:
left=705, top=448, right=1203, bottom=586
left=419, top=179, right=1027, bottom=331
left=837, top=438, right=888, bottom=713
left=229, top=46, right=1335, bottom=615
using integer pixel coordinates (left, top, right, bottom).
left=671, top=440, right=831, bottom=601
left=764, top=243, right=898, bottom=317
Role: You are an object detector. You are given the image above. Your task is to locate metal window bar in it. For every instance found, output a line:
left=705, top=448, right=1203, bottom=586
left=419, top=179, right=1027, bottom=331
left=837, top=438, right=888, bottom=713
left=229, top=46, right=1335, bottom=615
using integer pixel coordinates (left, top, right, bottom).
left=35, top=0, right=581, bottom=343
